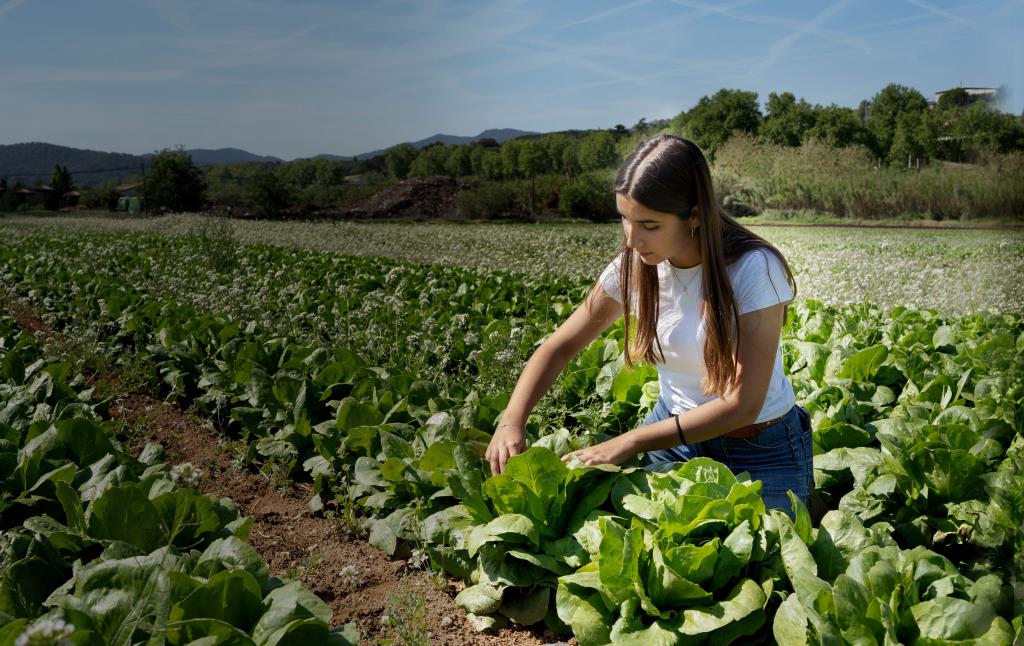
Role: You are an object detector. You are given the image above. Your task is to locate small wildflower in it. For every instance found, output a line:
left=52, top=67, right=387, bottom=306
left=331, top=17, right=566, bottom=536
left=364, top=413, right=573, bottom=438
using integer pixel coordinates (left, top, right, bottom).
left=170, top=462, right=203, bottom=487
left=407, top=548, right=429, bottom=570
left=339, top=564, right=362, bottom=590
left=15, top=618, right=74, bottom=646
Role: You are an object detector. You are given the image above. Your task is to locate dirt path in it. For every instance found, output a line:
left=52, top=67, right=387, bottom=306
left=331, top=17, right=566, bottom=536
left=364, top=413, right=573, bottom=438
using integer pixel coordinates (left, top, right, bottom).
left=2, top=297, right=561, bottom=646
left=110, top=394, right=557, bottom=645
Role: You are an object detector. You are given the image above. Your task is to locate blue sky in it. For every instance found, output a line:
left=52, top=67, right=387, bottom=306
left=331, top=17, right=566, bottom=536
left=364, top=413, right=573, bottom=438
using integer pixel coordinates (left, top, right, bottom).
left=0, top=0, right=1020, bottom=160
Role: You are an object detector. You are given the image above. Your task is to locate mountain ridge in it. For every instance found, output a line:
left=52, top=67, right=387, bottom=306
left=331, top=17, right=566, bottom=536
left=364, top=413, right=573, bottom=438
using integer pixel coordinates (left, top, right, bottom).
left=0, top=129, right=541, bottom=184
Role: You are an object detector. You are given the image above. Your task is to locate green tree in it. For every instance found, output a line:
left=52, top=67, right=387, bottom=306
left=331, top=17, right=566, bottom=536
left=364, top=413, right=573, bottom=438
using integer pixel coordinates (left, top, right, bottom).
left=444, top=145, right=472, bottom=178
left=48, top=164, right=74, bottom=210
left=500, top=139, right=524, bottom=179
left=479, top=149, right=504, bottom=180
left=144, top=147, right=207, bottom=212
left=805, top=104, right=871, bottom=148
left=578, top=130, right=618, bottom=171
left=674, top=89, right=761, bottom=156
left=610, top=124, right=629, bottom=140
left=385, top=143, right=417, bottom=180
left=408, top=143, right=449, bottom=177
left=887, top=111, right=939, bottom=167
left=1, top=180, right=23, bottom=211
left=561, top=140, right=581, bottom=179
left=246, top=168, right=292, bottom=217
left=469, top=146, right=488, bottom=177
left=541, top=134, right=572, bottom=177
left=865, top=83, right=929, bottom=161
left=955, top=103, right=1024, bottom=155
left=761, top=92, right=816, bottom=147
left=518, top=139, right=549, bottom=216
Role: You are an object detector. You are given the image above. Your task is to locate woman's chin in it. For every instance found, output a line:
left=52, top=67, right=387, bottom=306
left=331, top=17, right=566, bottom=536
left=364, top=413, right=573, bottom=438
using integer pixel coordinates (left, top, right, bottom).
left=638, top=253, right=658, bottom=264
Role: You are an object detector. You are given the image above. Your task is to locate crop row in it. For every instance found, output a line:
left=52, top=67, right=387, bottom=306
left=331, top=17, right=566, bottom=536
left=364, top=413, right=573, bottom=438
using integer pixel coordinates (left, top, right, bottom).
left=0, top=315, right=359, bottom=645
left=5, top=218, right=1024, bottom=315
left=2, top=230, right=1022, bottom=642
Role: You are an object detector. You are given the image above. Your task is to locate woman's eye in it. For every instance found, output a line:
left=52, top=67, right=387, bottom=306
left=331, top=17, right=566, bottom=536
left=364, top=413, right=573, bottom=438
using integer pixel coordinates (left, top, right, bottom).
left=643, top=225, right=659, bottom=231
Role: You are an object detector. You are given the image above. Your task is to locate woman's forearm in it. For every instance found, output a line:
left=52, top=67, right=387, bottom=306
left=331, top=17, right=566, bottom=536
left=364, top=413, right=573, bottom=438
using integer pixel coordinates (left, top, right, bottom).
left=499, top=343, right=572, bottom=430
left=626, top=393, right=764, bottom=453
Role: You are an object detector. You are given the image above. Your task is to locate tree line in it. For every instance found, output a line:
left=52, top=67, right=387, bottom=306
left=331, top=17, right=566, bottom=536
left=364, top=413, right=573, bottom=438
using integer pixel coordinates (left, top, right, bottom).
left=3, top=83, right=1021, bottom=218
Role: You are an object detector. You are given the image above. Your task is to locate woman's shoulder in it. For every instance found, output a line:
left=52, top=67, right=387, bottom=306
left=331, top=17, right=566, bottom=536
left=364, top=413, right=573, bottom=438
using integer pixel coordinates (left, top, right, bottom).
left=728, top=246, right=787, bottom=275
left=727, top=245, right=794, bottom=311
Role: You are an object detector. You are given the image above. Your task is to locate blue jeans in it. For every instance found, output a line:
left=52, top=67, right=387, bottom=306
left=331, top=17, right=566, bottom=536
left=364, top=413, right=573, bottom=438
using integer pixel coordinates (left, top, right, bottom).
left=640, top=398, right=813, bottom=519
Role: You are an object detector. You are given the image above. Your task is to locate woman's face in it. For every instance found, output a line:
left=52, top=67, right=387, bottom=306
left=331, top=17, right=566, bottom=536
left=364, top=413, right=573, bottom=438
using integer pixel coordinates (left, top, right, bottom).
left=616, top=193, right=700, bottom=268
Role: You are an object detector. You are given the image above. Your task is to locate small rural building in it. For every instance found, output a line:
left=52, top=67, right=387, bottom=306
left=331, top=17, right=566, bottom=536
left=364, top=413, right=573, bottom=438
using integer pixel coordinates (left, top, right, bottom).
left=61, top=190, right=80, bottom=210
left=115, top=183, right=143, bottom=214
left=115, top=183, right=141, bottom=197
left=932, top=86, right=1001, bottom=107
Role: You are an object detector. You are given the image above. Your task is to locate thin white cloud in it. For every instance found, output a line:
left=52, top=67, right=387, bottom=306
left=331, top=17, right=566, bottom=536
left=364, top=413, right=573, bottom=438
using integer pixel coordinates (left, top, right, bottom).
left=748, top=0, right=858, bottom=80
left=558, top=0, right=658, bottom=29
left=0, top=0, right=27, bottom=18
left=666, top=0, right=870, bottom=52
left=904, top=0, right=978, bottom=30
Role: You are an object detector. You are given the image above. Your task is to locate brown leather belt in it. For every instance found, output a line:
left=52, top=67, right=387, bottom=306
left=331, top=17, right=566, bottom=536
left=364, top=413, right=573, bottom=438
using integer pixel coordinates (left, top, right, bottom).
left=724, top=414, right=785, bottom=439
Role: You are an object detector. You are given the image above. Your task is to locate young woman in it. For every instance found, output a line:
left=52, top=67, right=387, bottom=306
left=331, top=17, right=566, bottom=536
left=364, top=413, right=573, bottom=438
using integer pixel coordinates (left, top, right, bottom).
left=484, top=135, right=813, bottom=516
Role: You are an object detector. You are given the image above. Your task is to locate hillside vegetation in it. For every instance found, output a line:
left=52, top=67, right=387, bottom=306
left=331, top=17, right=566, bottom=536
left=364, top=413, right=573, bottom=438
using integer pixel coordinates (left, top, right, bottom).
left=3, top=83, right=1023, bottom=220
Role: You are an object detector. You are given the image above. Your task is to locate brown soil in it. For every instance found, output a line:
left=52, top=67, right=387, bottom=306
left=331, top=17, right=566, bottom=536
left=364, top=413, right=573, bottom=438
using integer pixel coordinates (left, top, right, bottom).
left=111, top=394, right=560, bottom=645
left=342, top=177, right=465, bottom=220
left=3, top=295, right=53, bottom=337
left=3, top=299, right=563, bottom=646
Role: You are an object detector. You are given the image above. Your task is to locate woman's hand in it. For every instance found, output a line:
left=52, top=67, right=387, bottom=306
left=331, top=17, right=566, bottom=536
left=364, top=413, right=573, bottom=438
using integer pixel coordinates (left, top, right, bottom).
left=486, top=425, right=527, bottom=475
left=561, top=432, right=637, bottom=467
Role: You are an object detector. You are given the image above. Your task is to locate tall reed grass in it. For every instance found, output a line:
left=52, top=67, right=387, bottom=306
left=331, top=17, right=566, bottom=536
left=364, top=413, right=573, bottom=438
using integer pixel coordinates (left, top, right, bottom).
left=714, top=134, right=1024, bottom=220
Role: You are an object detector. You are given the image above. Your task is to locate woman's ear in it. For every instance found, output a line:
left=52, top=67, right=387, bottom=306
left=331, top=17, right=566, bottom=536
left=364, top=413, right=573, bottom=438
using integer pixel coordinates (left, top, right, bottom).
left=690, top=205, right=700, bottom=221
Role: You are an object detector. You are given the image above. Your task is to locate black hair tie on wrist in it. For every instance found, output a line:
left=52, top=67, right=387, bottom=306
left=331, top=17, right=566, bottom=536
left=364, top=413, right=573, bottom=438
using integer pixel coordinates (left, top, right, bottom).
left=674, top=414, right=686, bottom=445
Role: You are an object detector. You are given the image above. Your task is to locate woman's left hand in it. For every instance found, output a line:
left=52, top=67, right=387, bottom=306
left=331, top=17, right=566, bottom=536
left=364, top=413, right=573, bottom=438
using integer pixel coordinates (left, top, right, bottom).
left=561, top=432, right=637, bottom=466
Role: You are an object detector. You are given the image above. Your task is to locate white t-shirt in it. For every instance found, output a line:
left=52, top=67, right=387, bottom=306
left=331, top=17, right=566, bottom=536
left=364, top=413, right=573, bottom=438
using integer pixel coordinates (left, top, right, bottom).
left=598, top=249, right=796, bottom=422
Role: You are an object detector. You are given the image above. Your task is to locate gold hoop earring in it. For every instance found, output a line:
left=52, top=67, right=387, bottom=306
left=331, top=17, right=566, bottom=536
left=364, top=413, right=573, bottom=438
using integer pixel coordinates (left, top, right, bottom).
left=690, top=227, right=695, bottom=239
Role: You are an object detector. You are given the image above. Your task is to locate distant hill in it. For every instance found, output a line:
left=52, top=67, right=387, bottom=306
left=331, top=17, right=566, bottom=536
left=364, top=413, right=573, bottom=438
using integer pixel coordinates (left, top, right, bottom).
left=170, top=148, right=283, bottom=165
left=341, top=128, right=540, bottom=160
left=0, top=142, right=146, bottom=186
left=1, top=129, right=543, bottom=185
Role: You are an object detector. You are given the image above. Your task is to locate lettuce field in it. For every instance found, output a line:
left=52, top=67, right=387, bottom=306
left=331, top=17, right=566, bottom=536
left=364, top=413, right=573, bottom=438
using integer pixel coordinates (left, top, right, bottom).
left=1, top=217, right=1022, bottom=645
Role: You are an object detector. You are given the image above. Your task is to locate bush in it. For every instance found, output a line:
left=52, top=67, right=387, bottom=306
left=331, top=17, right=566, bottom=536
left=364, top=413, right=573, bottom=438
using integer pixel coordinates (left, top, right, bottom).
left=559, top=172, right=616, bottom=221
left=455, top=181, right=522, bottom=219
left=512, top=173, right=568, bottom=215
left=80, top=181, right=120, bottom=210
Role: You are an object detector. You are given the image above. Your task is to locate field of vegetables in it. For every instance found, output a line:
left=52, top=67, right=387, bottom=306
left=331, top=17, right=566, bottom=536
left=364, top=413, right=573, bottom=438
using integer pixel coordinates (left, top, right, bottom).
left=1, top=217, right=1022, bottom=645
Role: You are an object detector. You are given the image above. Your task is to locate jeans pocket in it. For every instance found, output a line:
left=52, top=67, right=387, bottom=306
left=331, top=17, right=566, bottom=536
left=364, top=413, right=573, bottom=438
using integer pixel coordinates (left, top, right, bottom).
left=733, top=419, right=790, bottom=451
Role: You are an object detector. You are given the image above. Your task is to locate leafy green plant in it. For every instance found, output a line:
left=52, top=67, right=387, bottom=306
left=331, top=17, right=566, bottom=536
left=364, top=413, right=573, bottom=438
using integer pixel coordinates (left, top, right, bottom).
left=556, top=458, right=782, bottom=645
left=774, top=508, right=1015, bottom=644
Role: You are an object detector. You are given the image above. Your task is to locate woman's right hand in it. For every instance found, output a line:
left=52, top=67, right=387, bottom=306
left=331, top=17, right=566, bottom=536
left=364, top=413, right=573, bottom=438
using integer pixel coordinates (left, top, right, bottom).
left=485, top=425, right=527, bottom=475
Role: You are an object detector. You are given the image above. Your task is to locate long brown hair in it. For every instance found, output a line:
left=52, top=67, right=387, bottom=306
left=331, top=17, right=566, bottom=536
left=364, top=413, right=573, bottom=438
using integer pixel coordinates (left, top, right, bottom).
left=607, top=135, right=795, bottom=396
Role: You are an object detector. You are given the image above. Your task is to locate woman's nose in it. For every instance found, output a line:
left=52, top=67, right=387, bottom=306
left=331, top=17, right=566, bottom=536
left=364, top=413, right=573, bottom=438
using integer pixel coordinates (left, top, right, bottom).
left=623, top=222, right=638, bottom=249
left=626, top=230, right=643, bottom=251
